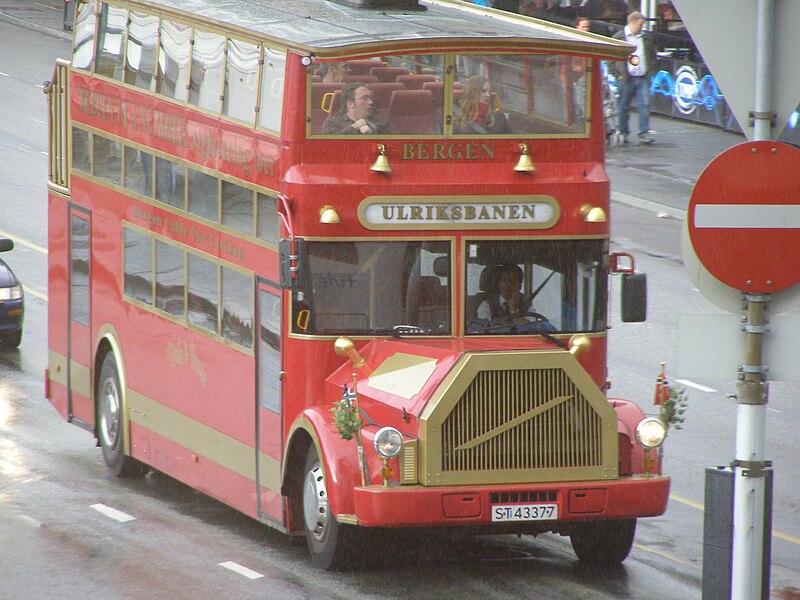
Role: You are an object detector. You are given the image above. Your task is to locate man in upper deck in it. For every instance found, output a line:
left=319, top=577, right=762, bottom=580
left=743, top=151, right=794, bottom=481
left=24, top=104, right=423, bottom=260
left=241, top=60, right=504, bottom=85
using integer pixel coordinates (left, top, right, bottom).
left=322, top=82, right=393, bottom=135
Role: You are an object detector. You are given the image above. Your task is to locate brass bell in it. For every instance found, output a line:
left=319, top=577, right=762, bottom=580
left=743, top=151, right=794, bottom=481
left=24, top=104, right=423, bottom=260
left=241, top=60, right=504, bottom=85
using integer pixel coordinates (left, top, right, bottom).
left=370, top=144, right=392, bottom=173
left=514, top=143, right=535, bottom=172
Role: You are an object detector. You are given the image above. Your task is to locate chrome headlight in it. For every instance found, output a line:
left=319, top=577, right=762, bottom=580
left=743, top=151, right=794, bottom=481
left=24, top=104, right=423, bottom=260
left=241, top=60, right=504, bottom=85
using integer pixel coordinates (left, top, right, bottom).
left=373, top=427, right=403, bottom=459
left=0, top=284, right=21, bottom=301
left=635, top=417, right=666, bottom=449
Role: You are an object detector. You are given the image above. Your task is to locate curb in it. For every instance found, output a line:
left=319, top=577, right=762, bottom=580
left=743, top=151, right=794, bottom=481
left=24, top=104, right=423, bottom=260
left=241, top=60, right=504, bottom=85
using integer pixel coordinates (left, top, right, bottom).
left=0, top=10, right=73, bottom=42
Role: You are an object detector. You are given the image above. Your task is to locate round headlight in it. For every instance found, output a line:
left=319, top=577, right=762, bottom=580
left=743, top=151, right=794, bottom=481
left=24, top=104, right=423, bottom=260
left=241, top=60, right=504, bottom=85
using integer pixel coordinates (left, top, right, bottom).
left=635, top=417, right=666, bottom=449
left=373, top=427, right=403, bottom=458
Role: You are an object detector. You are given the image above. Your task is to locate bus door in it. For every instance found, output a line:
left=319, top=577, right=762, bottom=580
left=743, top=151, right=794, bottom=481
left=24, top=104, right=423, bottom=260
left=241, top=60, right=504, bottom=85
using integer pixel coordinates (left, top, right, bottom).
left=68, top=207, right=94, bottom=428
left=255, top=279, right=284, bottom=524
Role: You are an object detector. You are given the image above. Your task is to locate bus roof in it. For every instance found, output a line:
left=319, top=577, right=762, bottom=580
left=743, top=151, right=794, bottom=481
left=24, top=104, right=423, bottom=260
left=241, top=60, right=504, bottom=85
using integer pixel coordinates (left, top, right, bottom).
left=138, top=0, right=633, bottom=60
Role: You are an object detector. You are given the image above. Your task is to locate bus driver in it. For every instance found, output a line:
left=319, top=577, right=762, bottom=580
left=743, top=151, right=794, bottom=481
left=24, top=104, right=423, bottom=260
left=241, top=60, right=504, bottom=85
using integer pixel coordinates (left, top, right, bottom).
left=322, top=82, right=393, bottom=135
left=476, top=263, right=530, bottom=322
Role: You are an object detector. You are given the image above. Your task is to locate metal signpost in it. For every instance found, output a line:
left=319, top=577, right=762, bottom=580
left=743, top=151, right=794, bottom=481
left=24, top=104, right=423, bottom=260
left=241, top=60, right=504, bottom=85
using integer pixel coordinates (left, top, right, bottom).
left=674, top=0, right=800, bottom=597
left=687, top=140, right=800, bottom=599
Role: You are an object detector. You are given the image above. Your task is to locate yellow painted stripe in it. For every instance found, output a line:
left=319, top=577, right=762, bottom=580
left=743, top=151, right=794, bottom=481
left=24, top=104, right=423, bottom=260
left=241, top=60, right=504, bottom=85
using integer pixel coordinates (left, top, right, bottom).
left=633, top=542, right=693, bottom=566
left=22, top=285, right=47, bottom=302
left=127, top=389, right=281, bottom=491
left=0, top=229, right=48, bottom=255
left=670, top=493, right=799, bottom=546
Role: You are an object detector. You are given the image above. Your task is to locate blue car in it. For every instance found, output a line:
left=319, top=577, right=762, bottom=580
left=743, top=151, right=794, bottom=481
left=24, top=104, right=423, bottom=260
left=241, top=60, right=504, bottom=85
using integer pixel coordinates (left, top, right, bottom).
left=0, top=237, right=24, bottom=349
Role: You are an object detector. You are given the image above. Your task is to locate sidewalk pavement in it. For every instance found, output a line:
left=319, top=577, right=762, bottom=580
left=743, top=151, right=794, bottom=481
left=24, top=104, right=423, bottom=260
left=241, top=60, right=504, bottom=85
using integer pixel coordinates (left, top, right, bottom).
left=0, top=0, right=72, bottom=41
left=0, top=0, right=747, bottom=258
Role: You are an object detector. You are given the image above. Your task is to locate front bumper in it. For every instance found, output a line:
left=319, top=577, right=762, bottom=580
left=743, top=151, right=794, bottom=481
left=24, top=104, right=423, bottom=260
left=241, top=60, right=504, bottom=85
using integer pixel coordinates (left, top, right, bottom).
left=351, top=475, right=670, bottom=528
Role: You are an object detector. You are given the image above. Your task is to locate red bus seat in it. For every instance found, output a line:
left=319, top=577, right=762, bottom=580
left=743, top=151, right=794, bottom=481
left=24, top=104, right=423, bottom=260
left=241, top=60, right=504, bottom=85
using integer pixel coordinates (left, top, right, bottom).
left=367, top=82, right=404, bottom=111
left=370, top=66, right=409, bottom=82
left=389, top=89, right=436, bottom=134
left=342, top=74, right=379, bottom=84
left=396, top=74, right=439, bottom=90
left=345, top=59, right=384, bottom=76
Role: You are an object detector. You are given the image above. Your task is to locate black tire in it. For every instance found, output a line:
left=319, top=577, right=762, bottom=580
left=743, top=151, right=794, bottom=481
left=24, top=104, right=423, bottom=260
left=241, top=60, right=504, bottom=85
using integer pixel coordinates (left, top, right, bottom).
left=96, top=352, right=148, bottom=478
left=302, top=445, right=355, bottom=570
left=570, top=518, right=636, bottom=565
left=0, top=329, right=21, bottom=349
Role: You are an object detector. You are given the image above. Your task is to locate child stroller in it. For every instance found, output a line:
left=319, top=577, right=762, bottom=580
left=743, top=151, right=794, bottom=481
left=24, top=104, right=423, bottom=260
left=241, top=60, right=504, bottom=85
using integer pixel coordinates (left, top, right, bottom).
left=601, top=61, right=622, bottom=145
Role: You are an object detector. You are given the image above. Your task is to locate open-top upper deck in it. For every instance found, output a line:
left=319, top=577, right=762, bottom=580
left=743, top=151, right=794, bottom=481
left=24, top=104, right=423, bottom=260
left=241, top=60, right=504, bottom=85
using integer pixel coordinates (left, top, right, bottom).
left=138, top=0, right=632, bottom=59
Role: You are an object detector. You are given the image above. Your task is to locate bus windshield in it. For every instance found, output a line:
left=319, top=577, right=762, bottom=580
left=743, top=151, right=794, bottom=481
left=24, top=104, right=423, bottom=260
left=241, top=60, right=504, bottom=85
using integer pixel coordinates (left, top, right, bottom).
left=293, top=240, right=451, bottom=336
left=464, top=239, right=607, bottom=335
left=309, top=53, right=588, bottom=137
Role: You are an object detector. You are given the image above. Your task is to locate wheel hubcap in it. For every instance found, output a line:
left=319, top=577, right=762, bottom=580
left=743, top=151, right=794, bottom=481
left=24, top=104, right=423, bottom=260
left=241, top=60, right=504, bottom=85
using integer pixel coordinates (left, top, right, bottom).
left=99, top=377, right=120, bottom=449
left=303, top=460, right=329, bottom=542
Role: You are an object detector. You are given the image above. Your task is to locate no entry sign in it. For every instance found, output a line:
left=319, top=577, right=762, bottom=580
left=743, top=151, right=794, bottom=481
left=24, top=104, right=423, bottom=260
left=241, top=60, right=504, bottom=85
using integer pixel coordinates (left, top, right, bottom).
left=687, top=141, right=800, bottom=293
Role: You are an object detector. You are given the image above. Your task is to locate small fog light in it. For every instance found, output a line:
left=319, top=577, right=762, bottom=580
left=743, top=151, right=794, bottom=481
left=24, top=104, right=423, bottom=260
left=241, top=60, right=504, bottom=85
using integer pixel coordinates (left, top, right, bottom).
left=373, top=427, right=403, bottom=458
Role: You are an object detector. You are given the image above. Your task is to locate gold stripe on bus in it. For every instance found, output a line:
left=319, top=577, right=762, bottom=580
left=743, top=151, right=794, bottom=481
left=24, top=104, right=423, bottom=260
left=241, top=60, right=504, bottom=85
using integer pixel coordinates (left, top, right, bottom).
left=127, top=388, right=281, bottom=491
left=48, top=350, right=69, bottom=388
left=69, top=359, right=92, bottom=399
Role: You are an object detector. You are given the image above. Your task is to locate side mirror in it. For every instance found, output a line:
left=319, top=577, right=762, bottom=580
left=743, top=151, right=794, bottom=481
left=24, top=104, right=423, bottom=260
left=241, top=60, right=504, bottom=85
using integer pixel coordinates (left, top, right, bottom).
left=621, top=272, right=647, bottom=322
left=0, top=237, right=14, bottom=253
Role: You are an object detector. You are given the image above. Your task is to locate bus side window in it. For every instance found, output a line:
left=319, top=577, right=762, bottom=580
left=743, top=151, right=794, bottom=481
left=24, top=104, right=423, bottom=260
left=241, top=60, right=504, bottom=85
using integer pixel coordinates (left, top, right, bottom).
left=157, top=20, right=192, bottom=102
left=72, top=0, right=98, bottom=72
left=224, top=39, right=260, bottom=124
left=189, top=30, right=226, bottom=113
left=258, top=48, right=286, bottom=132
left=94, top=4, right=128, bottom=81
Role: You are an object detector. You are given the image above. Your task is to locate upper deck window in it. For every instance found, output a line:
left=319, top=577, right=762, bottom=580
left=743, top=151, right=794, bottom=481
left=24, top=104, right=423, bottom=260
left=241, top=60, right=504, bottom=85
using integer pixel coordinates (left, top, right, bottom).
left=189, top=31, right=226, bottom=112
left=308, top=53, right=588, bottom=138
left=258, top=48, right=286, bottom=132
left=94, top=3, right=128, bottom=81
left=124, top=12, right=159, bottom=91
left=72, top=0, right=98, bottom=71
left=156, top=20, right=192, bottom=101
left=224, top=39, right=260, bottom=124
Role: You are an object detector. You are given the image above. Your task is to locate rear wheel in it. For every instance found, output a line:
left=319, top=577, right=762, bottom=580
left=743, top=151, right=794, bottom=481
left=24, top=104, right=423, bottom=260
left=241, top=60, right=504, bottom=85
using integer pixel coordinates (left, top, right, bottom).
left=570, top=518, right=636, bottom=565
left=97, top=352, right=148, bottom=478
left=302, top=445, right=355, bottom=570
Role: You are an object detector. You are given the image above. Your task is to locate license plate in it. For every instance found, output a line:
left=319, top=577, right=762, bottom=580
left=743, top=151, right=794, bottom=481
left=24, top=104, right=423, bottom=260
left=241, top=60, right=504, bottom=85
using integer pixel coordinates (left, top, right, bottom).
left=491, top=503, right=558, bottom=522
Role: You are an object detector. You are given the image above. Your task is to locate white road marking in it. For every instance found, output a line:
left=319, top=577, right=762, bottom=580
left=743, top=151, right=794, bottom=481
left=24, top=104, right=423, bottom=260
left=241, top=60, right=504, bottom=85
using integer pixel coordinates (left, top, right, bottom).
left=0, top=72, right=10, bottom=77
left=218, top=561, right=264, bottom=580
left=694, top=204, right=800, bottom=228
left=90, top=503, right=136, bottom=523
left=674, top=378, right=716, bottom=393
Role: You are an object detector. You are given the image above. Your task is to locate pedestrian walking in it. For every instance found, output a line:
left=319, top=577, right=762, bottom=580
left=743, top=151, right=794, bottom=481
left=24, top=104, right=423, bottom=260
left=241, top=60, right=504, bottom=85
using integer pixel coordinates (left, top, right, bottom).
left=608, top=11, right=656, bottom=145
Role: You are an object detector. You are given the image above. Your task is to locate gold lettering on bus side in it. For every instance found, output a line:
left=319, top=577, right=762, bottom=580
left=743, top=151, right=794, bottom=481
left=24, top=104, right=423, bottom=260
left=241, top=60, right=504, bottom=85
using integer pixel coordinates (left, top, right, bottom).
left=450, top=206, right=462, bottom=220
left=416, top=144, right=430, bottom=160
left=493, top=206, right=505, bottom=219
left=509, top=205, right=520, bottom=219
left=481, top=142, right=494, bottom=159
left=396, top=206, right=409, bottom=220
left=410, top=206, right=423, bottom=220
left=478, top=207, right=490, bottom=220
left=465, top=206, right=476, bottom=220
left=465, top=144, right=478, bottom=160
left=433, top=143, right=446, bottom=160
left=382, top=206, right=395, bottom=220
left=447, top=144, right=463, bottom=160
left=436, top=206, right=448, bottom=220
left=402, top=144, right=415, bottom=160
left=166, top=339, right=208, bottom=386
left=522, top=205, right=535, bottom=219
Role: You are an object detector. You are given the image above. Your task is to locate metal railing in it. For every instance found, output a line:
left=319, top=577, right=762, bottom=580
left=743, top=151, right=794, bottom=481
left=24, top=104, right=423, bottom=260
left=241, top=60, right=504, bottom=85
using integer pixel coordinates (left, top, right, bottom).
left=44, top=59, right=71, bottom=193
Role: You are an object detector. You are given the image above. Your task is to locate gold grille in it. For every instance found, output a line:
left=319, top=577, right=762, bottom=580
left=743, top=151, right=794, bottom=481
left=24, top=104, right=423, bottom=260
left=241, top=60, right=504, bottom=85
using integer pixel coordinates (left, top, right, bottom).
left=441, top=368, right=602, bottom=473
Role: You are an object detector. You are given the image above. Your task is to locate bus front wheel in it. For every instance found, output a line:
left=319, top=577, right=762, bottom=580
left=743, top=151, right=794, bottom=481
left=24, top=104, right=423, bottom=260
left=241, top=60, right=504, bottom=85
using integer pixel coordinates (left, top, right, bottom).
left=97, top=352, right=148, bottom=478
left=302, top=445, right=355, bottom=570
left=570, top=518, right=636, bottom=564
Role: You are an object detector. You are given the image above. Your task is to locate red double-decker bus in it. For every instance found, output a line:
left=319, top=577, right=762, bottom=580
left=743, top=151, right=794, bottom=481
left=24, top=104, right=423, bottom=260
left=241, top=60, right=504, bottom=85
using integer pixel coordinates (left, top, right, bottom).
left=45, top=0, right=669, bottom=569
